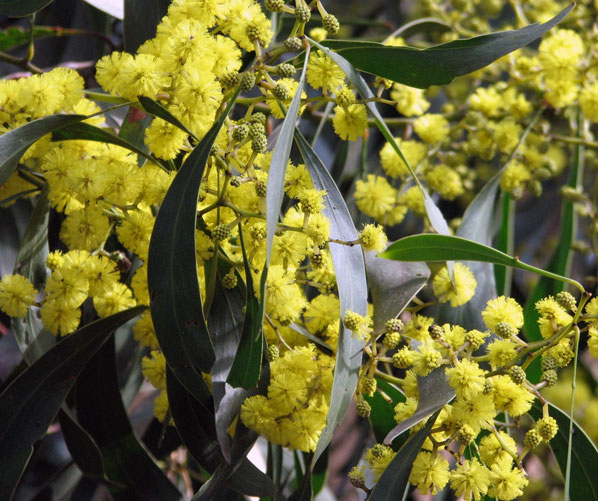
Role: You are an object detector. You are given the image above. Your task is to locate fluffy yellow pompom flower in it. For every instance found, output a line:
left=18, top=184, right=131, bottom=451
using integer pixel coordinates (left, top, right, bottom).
left=482, top=296, right=524, bottom=331
left=391, top=83, right=430, bottom=117
left=535, top=296, right=572, bottom=339
left=354, top=174, right=397, bottom=220
left=379, top=139, right=426, bottom=179
left=469, top=86, right=502, bottom=117
left=450, top=458, right=491, bottom=501
left=479, top=431, right=517, bottom=466
left=332, top=104, right=368, bottom=141
left=93, top=282, right=136, bottom=317
left=588, top=325, right=598, bottom=359
left=409, top=451, right=450, bottom=495
left=486, top=339, right=518, bottom=370
left=0, top=274, right=38, bottom=318
left=40, top=299, right=81, bottom=335
left=426, top=165, right=464, bottom=200
left=488, top=457, right=528, bottom=501
left=365, top=444, right=396, bottom=481
left=414, top=114, right=449, bottom=143
left=433, top=263, right=477, bottom=307
left=492, top=375, right=534, bottom=416
left=359, top=224, right=388, bottom=252
left=445, top=359, right=486, bottom=401
left=142, top=350, right=167, bottom=390
left=306, top=50, right=345, bottom=94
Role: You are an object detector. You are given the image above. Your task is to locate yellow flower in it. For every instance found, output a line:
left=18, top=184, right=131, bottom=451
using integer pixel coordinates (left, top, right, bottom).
left=450, top=458, right=490, bottom=501
left=379, top=139, right=427, bottom=179
left=486, top=339, right=518, bottom=370
left=142, top=350, right=167, bottom=389
left=306, top=50, right=345, bottom=94
left=589, top=325, right=598, bottom=359
left=492, top=375, right=534, bottom=416
left=0, top=274, right=38, bottom=318
left=580, top=82, right=598, bottom=123
left=133, top=310, right=159, bottom=349
left=479, top=431, right=517, bottom=466
left=481, top=295, right=524, bottom=331
left=391, top=83, right=430, bottom=117
left=359, top=224, right=388, bottom=252
left=412, top=341, right=443, bottom=376
left=500, top=160, right=530, bottom=194
left=354, top=175, right=397, bottom=220
left=394, top=397, right=418, bottom=423
left=332, top=104, right=368, bottom=141
left=426, top=165, right=464, bottom=200
left=414, top=114, right=449, bottom=143
left=365, top=444, right=396, bottom=481
left=409, top=451, right=450, bottom=495
left=93, top=282, right=136, bottom=317
left=488, top=457, right=528, bottom=500
left=40, top=299, right=81, bottom=335
left=433, top=263, right=477, bottom=307
left=117, top=210, right=155, bottom=261
left=445, top=359, right=486, bottom=401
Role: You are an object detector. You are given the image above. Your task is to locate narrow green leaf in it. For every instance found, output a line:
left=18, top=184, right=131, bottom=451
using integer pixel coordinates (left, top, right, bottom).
left=0, top=0, right=52, bottom=17
left=227, top=229, right=264, bottom=389
left=524, top=142, right=583, bottom=382
left=52, top=121, right=168, bottom=170
left=295, top=131, right=368, bottom=466
left=381, top=234, right=584, bottom=292
left=124, top=0, right=170, bottom=53
left=366, top=253, right=429, bottom=331
left=364, top=379, right=405, bottom=444
left=529, top=401, right=598, bottom=500
left=266, top=46, right=311, bottom=267
left=322, top=5, right=573, bottom=88
left=370, top=411, right=440, bottom=500
left=58, top=408, right=107, bottom=481
left=309, top=38, right=451, bottom=237
left=0, top=114, right=85, bottom=186
left=384, top=368, right=453, bottom=444
left=0, top=306, right=145, bottom=500
left=118, top=107, right=153, bottom=166
left=495, top=192, right=514, bottom=296
left=137, top=96, right=196, bottom=139
left=0, top=25, right=63, bottom=51
left=147, top=93, right=237, bottom=400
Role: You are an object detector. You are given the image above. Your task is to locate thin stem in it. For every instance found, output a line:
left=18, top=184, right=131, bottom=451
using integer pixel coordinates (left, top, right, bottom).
left=564, top=326, right=580, bottom=501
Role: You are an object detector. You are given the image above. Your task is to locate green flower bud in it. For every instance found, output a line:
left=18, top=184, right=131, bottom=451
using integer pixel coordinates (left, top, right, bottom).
left=322, top=14, right=340, bottom=34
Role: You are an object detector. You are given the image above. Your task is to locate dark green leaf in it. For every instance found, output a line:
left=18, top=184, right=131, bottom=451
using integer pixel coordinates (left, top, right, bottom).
left=384, top=368, right=453, bottom=444
left=124, top=0, right=170, bottom=53
left=380, top=234, right=583, bottom=292
left=529, top=401, right=598, bottom=500
left=137, top=97, right=196, bottom=139
left=524, top=143, right=583, bottom=381
left=364, top=379, right=405, bottom=444
left=0, top=114, right=85, bottom=187
left=118, top=107, right=153, bottom=166
left=59, top=408, right=106, bottom=481
left=322, top=5, right=573, bottom=88
left=52, top=121, right=167, bottom=170
left=76, top=334, right=181, bottom=501
left=0, top=0, right=52, bottom=17
left=0, top=306, right=145, bottom=500
left=370, top=411, right=440, bottom=500
left=147, top=93, right=237, bottom=400
left=309, top=38, right=450, bottom=237
left=295, top=131, right=368, bottom=466
left=366, top=253, right=429, bottom=331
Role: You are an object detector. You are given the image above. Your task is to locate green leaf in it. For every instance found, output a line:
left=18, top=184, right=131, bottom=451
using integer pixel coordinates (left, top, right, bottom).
left=11, top=188, right=54, bottom=362
left=147, top=93, right=237, bottom=400
left=227, top=229, right=264, bottom=389
left=58, top=408, right=107, bottom=481
left=0, top=0, right=52, bottom=17
left=384, top=368, right=453, bottom=444
left=118, top=107, right=153, bottom=165
left=364, top=379, right=405, bottom=444
left=52, top=121, right=168, bottom=170
left=523, top=143, right=583, bottom=381
left=137, top=96, right=196, bottom=139
left=370, top=411, right=440, bottom=500
left=124, top=0, right=170, bottom=53
left=366, top=253, right=429, bottom=331
left=75, top=334, right=181, bottom=501
left=295, top=131, right=368, bottom=466
left=0, top=114, right=85, bottom=187
left=381, top=233, right=584, bottom=292
left=309, top=38, right=451, bottom=237
left=0, top=25, right=62, bottom=51
left=0, top=306, right=145, bottom=500
left=495, top=192, right=515, bottom=296
left=322, top=5, right=573, bottom=88
left=529, top=401, right=598, bottom=500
